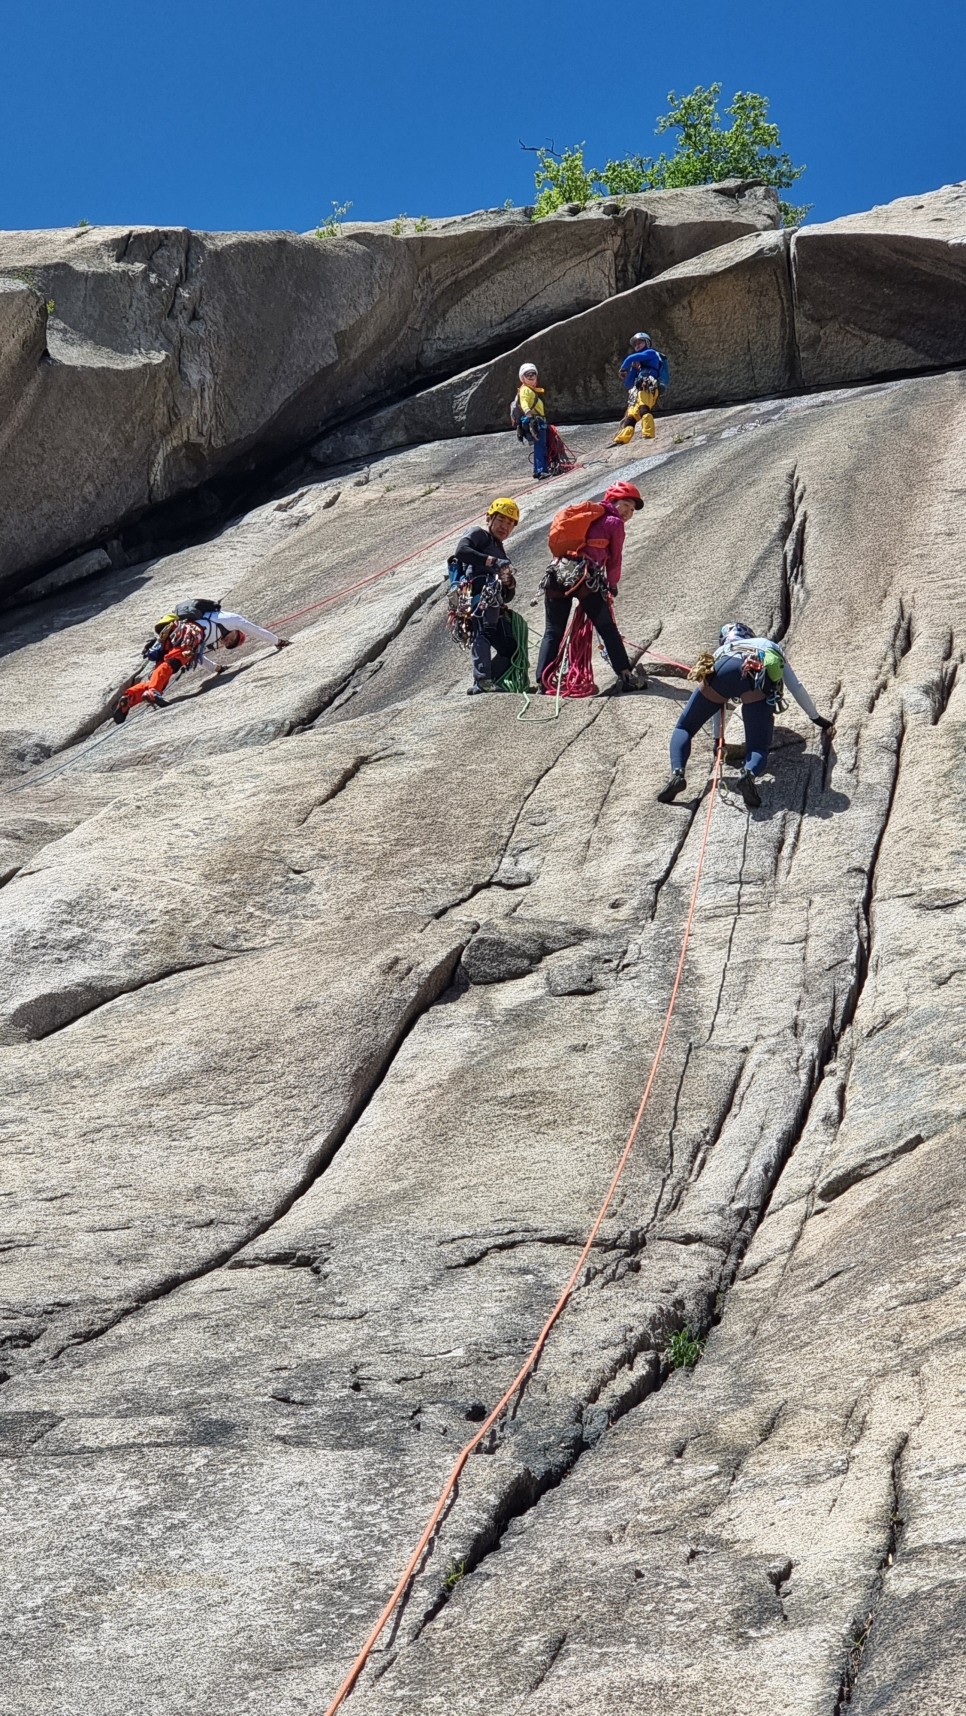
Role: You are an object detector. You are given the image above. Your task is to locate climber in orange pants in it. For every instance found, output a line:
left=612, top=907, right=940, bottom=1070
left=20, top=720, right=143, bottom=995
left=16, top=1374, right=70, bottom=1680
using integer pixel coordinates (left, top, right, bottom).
left=112, top=620, right=207, bottom=722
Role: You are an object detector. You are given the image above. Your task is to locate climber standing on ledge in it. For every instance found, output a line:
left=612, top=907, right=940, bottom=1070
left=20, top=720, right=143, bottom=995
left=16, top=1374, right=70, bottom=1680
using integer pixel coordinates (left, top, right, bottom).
left=536, top=481, right=647, bottom=696
left=112, top=598, right=291, bottom=722
left=447, top=498, right=525, bottom=695
left=516, top=362, right=550, bottom=479
left=613, top=332, right=668, bottom=444
left=657, top=621, right=833, bottom=807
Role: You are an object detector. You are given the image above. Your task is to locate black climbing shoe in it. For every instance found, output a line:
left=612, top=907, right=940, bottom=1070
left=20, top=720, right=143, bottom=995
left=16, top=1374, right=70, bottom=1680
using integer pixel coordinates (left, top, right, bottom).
left=112, top=695, right=130, bottom=725
left=607, top=668, right=648, bottom=696
left=738, top=770, right=761, bottom=809
left=467, top=679, right=495, bottom=696
left=143, top=690, right=168, bottom=710
left=657, top=770, right=687, bottom=804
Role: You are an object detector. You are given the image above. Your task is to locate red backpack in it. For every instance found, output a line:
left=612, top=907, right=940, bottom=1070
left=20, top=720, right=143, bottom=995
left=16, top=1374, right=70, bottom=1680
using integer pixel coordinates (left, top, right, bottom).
left=548, top=500, right=606, bottom=560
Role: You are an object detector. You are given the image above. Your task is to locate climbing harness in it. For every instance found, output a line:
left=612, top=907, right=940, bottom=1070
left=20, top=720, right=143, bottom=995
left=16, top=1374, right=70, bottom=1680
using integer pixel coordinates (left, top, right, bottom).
left=322, top=721, right=728, bottom=1715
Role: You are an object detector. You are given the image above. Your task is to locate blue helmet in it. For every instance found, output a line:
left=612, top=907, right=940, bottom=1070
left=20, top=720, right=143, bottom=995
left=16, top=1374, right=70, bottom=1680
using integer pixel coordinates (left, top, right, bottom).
left=719, top=622, right=755, bottom=647
left=630, top=332, right=652, bottom=349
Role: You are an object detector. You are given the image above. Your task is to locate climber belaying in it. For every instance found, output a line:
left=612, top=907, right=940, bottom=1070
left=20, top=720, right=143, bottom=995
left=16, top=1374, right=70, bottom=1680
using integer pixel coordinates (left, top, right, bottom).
left=612, top=332, right=669, bottom=444
left=536, top=482, right=647, bottom=697
left=112, top=599, right=291, bottom=722
left=447, top=499, right=528, bottom=695
left=657, top=621, right=834, bottom=807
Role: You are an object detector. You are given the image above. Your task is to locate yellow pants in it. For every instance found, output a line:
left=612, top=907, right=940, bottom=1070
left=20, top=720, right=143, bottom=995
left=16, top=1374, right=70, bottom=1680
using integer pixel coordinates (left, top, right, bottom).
left=617, top=383, right=659, bottom=440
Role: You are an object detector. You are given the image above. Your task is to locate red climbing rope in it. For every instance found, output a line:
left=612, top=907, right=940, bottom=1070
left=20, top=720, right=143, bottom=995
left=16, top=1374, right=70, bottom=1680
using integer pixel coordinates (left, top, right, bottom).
left=269, top=466, right=579, bottom=636
left=322, top=723, right=727, bottom=1715
left=560, top=606, right=598, bottom=697
left=269, top=514, right=483, bottom=632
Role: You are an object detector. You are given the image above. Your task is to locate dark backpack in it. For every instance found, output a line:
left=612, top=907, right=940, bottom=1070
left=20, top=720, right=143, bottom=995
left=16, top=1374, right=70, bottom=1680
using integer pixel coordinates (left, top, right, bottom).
left=175, top=598, right=220, bottom=625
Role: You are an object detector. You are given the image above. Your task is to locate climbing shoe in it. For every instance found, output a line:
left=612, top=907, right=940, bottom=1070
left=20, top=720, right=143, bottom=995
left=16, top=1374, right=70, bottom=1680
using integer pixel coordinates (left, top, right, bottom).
left=640, top=414, right=656, bottom=440
left=657, top=770, right=687, bottom=804
left=738, top=769, right=761, bottom=809
left=607, top=667, right=648, bottom=696
left=112, top=694, right=131, bottom=725
left=467, top=679, right=495, bottom=696
left=612, top=424, right=635, bottom=445
left=143, top=690, right=168, bottom=710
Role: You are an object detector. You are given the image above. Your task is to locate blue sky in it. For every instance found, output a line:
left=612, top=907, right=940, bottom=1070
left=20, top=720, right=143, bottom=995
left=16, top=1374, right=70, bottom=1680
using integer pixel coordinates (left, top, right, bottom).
left=3, top=0, right=963, bottom=231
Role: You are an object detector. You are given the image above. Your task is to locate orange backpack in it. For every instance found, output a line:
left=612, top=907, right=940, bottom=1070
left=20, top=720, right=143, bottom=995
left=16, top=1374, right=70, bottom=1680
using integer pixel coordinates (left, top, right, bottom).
left=547, top=500, right=606, bottom=560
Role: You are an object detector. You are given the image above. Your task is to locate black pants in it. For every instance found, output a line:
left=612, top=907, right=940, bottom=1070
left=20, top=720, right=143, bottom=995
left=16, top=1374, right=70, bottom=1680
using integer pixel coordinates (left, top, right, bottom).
left=472, top=611, right=513, bottom=683
left=535, top=588, right=631, bottom=683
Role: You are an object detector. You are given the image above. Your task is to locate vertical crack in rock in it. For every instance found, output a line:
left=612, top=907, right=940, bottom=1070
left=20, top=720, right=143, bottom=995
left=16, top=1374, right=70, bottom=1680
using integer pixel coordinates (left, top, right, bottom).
left=648, top=790, right=706, bottom=920
left=867, top=600, right=913, bottom=715
left=773, top=465, right=808, bottom=643
left=926, top=624, right=964, bottom=725
left=832, top=1434, right=909, bottom=1713
left=36, top=938, right=469, bottom=1371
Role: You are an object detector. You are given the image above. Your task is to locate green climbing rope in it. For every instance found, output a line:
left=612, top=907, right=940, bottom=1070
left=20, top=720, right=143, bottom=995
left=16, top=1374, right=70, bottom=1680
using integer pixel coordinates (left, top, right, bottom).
left=495, top=611, right=530, bottom=693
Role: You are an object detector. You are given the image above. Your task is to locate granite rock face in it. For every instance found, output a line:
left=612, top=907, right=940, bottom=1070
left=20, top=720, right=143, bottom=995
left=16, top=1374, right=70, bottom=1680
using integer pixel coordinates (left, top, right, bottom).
left=791, top=182, right=966, bottom=384
left=312, top=230, right=797, bottom=460
left=1, top=357, right=965, bottom=1715
left=313, top=181, right=966, bottom=464
left=0, top=183, right=778, bottom=590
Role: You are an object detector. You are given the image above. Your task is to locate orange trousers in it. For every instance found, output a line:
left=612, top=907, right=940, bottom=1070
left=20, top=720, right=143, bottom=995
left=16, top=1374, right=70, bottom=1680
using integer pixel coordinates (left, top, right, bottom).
left=123, top=645, right=195, bottom=707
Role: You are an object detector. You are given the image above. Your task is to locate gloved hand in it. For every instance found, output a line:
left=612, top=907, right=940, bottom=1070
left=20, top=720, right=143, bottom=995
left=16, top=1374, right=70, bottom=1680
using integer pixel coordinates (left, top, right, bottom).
left=276, top=637, right=293, bottom=650
left=812, top=714, right=834, bottom=731
left=608, top=584, right=618, bottom=599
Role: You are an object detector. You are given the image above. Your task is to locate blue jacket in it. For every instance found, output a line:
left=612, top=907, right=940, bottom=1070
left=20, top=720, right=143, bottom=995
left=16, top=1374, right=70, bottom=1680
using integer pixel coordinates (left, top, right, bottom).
left=619, top=349, right=663, bottom=388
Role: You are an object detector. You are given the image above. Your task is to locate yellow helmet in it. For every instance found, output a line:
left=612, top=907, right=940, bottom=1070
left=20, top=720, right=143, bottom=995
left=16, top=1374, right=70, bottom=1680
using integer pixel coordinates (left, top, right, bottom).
left=487, top=497, right=520, bottom=523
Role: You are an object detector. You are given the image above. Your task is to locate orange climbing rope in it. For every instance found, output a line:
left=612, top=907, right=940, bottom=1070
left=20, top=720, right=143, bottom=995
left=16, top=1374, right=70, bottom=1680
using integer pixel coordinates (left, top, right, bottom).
left=323, top=724, right=727, bottom=1715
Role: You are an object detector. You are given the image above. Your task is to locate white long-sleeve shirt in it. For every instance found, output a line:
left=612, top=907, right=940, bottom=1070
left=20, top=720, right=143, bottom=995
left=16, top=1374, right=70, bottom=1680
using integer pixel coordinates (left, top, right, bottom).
left=200, top=609, right=281, bottom=650
left=713, top=635, right=819, bottom=720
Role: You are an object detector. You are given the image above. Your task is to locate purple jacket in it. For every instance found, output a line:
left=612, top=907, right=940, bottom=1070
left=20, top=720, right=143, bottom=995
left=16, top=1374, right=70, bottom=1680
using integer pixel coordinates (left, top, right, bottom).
left=583, top=503, right=626, bottom=587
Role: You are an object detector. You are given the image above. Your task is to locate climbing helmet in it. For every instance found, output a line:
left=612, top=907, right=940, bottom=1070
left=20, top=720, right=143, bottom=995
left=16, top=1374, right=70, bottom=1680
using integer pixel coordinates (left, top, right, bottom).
left=604, top=481, right=644, bottom=511
left=487, top=498, right=520, bottom=524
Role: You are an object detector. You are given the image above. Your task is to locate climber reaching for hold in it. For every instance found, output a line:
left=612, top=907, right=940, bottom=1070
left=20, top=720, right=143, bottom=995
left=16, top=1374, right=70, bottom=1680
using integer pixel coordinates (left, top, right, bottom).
left=536, top=481, right=647, bottom=697
left=657, top=621, right=834, bottom=808
left=112, top=598, right=292, bottom=723
left=447, top=498, right=528, bottom=695
left=613, top=332, right=669, bottom=445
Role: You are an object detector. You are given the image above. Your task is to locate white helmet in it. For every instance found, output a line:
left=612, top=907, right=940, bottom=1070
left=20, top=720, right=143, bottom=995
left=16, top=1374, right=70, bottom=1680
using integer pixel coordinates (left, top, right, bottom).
left=519, top=362, right=538, bottom=380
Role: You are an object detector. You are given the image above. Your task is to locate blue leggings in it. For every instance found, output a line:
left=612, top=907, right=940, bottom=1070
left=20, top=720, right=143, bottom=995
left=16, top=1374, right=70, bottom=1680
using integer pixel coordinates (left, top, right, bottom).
left=670, top=667, right=774, bottom=777
left=523, top=416, right=549, bottom=475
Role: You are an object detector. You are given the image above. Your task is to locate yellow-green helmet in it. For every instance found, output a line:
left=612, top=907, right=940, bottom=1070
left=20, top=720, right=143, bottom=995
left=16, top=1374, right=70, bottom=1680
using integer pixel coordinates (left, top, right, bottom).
left=487, top=497, right=520, bottom=523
